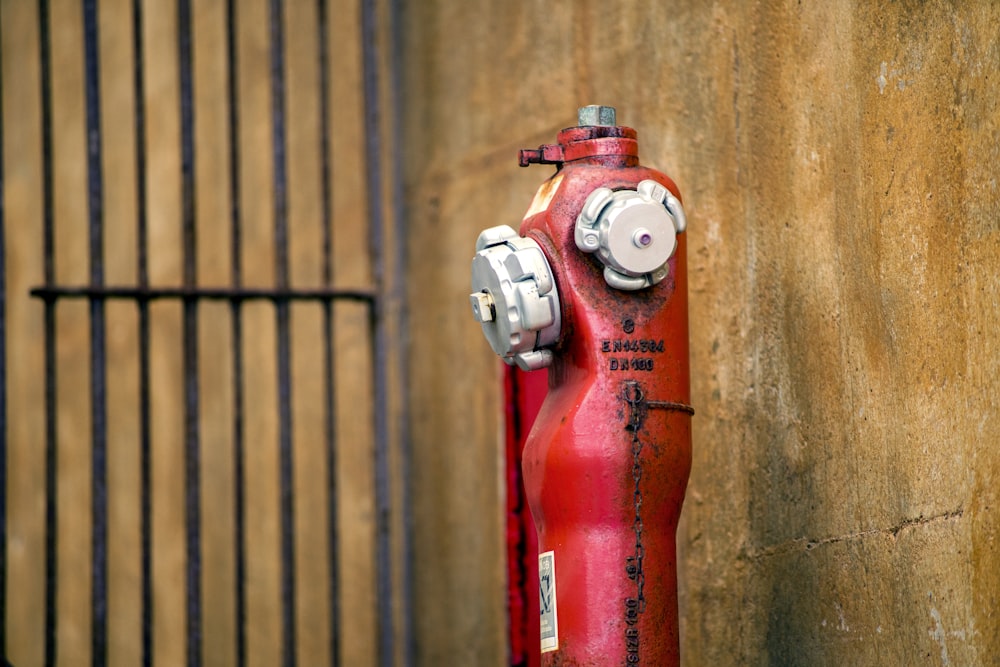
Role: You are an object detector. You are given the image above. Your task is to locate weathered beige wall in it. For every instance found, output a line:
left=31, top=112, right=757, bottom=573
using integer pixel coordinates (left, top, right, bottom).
left=402, top=1, right=1000, bottom=665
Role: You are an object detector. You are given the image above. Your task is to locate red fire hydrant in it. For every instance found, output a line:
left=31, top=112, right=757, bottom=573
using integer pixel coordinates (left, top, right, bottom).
left=470, top=106, right=691, bottom=666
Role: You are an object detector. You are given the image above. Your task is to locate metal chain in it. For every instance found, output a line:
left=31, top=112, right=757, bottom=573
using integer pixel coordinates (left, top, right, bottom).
left=621, top=380, right=693, bottom=664
left=622, top=381, right=646, bottom=665
left=630, top=425, right=646, bottom=611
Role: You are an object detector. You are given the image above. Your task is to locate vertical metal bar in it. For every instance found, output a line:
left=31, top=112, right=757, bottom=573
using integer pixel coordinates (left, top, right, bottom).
left=82, top=1, right=109, bottom=664
left=177, top=1, right=202, bottom=665
left=386, top=0, right=414, bottom=661
left=268, top=2, right=296, bottom=665
left=315, top=0, right=341, bottom=664
left=38, top=0, right=58, bottom=664
left=225, top=1, right=247, bottom=665
left=131, top=0, right=154, bottom=663
left=360, top=0, right=393, bottom=665
left=0, top=15, right=7, bottom=660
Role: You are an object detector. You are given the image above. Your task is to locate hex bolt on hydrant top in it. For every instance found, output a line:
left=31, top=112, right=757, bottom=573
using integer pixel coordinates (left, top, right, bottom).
left=469, top=106, right=693, bottom=666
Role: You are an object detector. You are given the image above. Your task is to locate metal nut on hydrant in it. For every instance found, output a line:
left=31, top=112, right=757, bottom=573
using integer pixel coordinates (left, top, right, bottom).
left=469, top=106, right=693, bottom=666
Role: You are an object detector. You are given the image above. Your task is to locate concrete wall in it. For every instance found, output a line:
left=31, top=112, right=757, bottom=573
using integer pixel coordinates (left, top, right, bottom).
left=401, top=1, right=1000, bottom=664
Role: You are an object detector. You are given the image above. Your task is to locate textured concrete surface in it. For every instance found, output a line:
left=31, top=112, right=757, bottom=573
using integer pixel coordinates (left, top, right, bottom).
left=401, top=1, right=999, bottom=664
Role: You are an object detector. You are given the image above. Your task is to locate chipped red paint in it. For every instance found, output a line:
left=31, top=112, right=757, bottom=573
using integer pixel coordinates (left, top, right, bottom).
left=517, top=122, right=691, bottom=667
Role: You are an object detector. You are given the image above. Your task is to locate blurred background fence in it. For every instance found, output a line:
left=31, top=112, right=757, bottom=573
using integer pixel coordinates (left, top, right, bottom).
left=1, top=0, right=410, bottom=664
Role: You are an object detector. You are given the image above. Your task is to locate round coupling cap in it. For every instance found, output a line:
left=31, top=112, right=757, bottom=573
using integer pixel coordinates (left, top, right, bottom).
left=574, top=179, right=687, bottom=290
left=470, top=225, right=561, bottom=371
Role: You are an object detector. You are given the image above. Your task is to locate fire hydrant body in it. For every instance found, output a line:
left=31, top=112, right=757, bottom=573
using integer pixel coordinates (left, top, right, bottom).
left=470, top=107, right=691, bottom=666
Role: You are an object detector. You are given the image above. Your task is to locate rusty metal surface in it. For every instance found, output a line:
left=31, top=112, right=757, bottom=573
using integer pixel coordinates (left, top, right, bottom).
left=518, top=123, right=691, bottom=666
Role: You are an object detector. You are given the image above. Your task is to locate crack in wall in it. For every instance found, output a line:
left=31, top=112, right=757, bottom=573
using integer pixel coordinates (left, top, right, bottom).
left=738, top=508, right=965, bottom=561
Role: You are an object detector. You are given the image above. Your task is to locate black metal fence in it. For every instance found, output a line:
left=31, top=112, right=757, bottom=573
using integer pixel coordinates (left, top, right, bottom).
left=0, top=0, right=409, bottom=665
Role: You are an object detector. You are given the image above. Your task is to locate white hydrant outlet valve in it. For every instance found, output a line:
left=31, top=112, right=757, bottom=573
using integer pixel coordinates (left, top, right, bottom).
left=574, top=179, right=687, bottom=291
left=469, top=225, right=562, bottom=371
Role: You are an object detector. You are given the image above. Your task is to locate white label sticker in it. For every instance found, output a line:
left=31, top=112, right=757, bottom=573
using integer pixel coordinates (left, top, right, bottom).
left=539, top=550, right=559, bottom=653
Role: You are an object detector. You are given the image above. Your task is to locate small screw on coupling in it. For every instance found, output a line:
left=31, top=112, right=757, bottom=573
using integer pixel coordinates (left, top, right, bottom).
left=632, top=228, right=654, bottom=248
left=469, top=292, right=495, bottom=323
